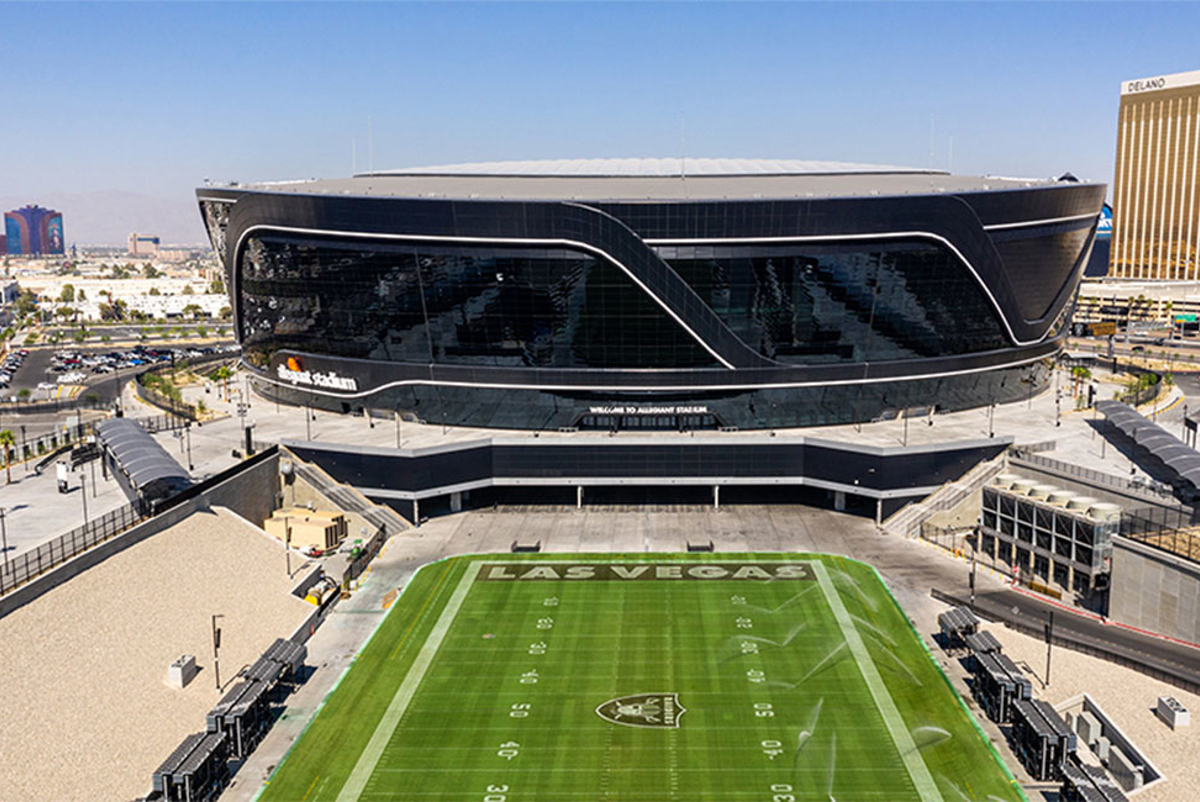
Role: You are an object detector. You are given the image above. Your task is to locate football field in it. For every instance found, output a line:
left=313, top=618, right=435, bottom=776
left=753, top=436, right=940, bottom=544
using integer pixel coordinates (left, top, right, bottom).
left=261, top=554, right=1023, bottom=801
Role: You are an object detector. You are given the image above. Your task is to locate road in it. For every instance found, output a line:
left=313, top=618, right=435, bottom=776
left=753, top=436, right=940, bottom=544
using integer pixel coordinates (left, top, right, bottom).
left=943, top=583, right=1200, bottom=691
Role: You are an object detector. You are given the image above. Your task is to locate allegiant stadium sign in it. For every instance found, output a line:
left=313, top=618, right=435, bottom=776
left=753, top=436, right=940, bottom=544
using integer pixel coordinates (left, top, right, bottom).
left=276, top=358, right=358, bottom=392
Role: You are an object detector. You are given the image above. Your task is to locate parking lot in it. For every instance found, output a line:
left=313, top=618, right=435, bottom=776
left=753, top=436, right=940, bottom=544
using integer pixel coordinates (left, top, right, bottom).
left=3, top=344, right=239, bottom=402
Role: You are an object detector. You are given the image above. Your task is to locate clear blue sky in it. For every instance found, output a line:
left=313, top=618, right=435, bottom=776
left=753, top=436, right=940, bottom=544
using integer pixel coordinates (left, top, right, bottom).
left=2, top=2, right=1198, bottom=202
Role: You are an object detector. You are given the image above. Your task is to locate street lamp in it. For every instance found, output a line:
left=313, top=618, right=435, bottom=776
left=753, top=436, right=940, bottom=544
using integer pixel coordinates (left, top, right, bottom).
left=284, top=516, right=292, bottom=578
left=80, top=470, right=88, bottom=525
left=184, top=423, right=193, bottom=470
left=0, top=507, right=8, bottom=581
left=211, top=614, right=225, bottom=690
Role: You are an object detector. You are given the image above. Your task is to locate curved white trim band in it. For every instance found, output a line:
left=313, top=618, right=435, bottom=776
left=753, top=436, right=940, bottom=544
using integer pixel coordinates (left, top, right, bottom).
left=233, top=224, right=738, bottom=370
left=250, top=348, right=1051, bottom=401
left=982, top=212, right=1099, bottom=231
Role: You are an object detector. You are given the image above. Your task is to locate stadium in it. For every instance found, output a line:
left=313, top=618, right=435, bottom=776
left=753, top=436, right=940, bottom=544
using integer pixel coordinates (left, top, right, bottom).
left=196, top=158, right=1105, bottom=431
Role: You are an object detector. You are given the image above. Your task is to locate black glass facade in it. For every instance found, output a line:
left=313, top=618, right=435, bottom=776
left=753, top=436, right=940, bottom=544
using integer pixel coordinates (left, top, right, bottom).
left=240, top=236, right=716, bottom=370
left=660, top=242, right=1008, bottom=363
left=198, top=175, right=1104, bottom=431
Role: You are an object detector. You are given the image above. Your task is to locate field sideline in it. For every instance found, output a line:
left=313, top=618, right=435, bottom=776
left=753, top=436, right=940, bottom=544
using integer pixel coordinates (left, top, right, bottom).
left=258, top=553, right=1023, bottom=801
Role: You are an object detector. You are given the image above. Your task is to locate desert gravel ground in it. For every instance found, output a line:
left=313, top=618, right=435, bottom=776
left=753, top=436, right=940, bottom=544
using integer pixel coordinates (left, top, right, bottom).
left=0, top=507, right=312, bottom=802
left=990, top=624, right=1200, bottom=802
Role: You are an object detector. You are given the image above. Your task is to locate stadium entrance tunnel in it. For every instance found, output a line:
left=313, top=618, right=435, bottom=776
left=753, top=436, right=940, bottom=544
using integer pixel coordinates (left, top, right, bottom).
left=283, top=435, right=1009, bottom=525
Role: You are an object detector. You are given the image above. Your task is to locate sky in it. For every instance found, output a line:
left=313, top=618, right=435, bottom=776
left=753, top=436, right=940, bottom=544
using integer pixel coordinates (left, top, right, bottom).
left=1, top=2, right=1198, bottom=242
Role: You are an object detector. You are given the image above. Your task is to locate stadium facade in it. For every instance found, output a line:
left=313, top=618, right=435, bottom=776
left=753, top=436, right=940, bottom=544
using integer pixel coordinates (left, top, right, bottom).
left=197, top=159, right=1105, bottom=430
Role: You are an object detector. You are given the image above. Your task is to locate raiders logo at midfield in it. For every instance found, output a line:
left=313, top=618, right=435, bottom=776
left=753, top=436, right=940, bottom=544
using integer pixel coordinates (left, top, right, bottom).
left=596, top=693, right=686, bottom=729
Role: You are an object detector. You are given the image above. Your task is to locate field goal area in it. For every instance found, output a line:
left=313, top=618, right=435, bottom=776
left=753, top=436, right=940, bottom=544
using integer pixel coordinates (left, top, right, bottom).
left=261, top=554, right=1024, bottom=802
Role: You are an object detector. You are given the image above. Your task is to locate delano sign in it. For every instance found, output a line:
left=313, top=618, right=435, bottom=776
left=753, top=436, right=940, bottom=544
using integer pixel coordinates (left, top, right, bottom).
left=479, top=563, right=814, bottom=581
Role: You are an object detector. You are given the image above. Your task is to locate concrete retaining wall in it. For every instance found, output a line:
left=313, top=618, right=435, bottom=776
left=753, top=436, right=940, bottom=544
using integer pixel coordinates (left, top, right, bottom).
left=1109, top=536, right=1200, bottom=645
left=0, top=451, right=280, bottom=620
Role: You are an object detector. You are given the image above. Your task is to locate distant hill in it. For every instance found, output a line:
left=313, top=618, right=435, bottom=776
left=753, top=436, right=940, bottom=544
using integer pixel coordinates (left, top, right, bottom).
left=0, top=191, right=208, bottom=248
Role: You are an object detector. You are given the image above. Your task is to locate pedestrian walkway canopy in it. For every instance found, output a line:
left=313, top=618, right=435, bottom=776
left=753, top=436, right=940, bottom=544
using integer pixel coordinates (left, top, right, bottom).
left=96, top=418, right=191, bottom=503
left=1096, top=400, right=1200, bottom=498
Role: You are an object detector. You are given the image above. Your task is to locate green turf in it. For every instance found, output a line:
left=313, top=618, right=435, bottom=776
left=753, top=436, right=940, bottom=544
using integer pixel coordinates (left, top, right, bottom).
left=260, top=554, right=1024, bottom=802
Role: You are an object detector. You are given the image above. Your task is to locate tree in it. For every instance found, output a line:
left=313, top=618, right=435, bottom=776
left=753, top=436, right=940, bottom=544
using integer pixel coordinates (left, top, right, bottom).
left=219, top=306, right=232, bottom=320
left=1071, top=365, right=1092, bottom=397
left=76, top=289, right=85, bottom=301
left=211, top=365, right=233, bottom=400
left=196, top=325, right=208, bottom=338
left=148, top=287, right=161, bottom=296
left=98, top=299, right=128, bottom=322
left=16, top=388, right=30, bottom=402
left=182, top=285, right=195, bottom=295
left=0, top=430, right=14, bottom=484
left=181, top=303, right=203, bottom=319
left=14, top=289, right=38, bottom=318
left=59, top=284, right=75, bottom=303
left=209, top=278, right=225, bottom=295
left=143, top=264, right=161, bottom=279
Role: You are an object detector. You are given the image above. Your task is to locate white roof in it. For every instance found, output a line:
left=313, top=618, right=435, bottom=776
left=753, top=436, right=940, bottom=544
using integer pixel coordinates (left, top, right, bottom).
left=370, top=157, right=942, bottom=178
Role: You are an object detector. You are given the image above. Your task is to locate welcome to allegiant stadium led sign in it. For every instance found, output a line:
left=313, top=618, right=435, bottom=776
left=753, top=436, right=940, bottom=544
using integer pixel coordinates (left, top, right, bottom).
left=588, top=405, right=710, bottom=415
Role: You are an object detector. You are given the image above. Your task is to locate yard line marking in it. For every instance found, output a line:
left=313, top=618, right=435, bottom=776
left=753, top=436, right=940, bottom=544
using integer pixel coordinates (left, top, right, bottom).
left=337, top=561, right=483, bottom=801
left=388, top=561, right=454, bottom=661
left=809, top=559, right=944, bottom=802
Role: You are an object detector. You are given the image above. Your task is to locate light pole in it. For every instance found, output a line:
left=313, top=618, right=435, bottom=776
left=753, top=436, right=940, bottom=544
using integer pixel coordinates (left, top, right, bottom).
left=185, top=423, right=193, bottom=470
left=284, top=516, right=292, bottom=578
left=211, top=614, right=224, bottom=691
left=80, top=470, right=88, bottom=524
left=19, top=425, right=26, bottom=474
left=395, top=411, right=403, bottom=449
left=0, top=507, right=8, bottom=580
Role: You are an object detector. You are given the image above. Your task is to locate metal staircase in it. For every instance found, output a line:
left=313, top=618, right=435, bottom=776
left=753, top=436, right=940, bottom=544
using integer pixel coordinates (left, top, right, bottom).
left=287, top=452, right=410, bottom=536
left=882, top=454, right=1007, bottom=538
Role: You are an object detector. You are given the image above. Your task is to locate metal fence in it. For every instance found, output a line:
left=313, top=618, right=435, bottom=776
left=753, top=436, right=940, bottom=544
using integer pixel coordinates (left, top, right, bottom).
left=1008, top=451, right=1176, bottom=499
left=130, top=413, right=190, bottom=434
left=134, top=380, right=199, bottom=420
left=0, top=395, right=110, bottom=416
left=0, top=445, right=280, bottom=596
left=134, top=353, right=237, bottom=421
left=342, top=525, right=388, bottom=587
left=1120, top=504, right=1200, bottom=563
left=2, top=421, right=96, bottom=470
left=0, top=499, right=149, bottom=595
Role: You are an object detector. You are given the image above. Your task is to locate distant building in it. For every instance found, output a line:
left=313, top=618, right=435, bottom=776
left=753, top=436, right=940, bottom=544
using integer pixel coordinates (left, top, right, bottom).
left=1084, top=203, right=1113, bottom=277
left=4, top=205, right=64, bottom=256
left=1110, top=69, right=1200, bottom=279
left=128, top=233, right=161, bottom=257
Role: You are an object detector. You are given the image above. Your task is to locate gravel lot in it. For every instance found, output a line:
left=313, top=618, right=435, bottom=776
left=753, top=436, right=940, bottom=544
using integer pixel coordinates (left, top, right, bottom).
left=990, top=624, right=1200, bottom=801
left=0, top=508, right=311, bottom=802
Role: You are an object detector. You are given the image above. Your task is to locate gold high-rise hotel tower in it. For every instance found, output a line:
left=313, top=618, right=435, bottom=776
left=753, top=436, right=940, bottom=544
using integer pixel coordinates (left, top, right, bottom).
left=1111, top=69, right=1200, bottom=279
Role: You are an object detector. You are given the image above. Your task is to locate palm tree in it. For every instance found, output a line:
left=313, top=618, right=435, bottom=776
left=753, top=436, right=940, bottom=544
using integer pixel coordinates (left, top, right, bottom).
left=212, top=365, right=233, bottom=400
left=0, top=430, right=16, bottom=484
